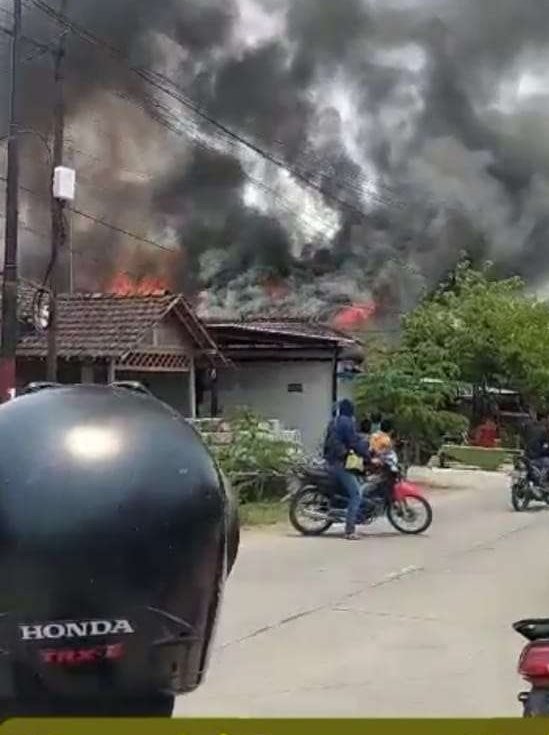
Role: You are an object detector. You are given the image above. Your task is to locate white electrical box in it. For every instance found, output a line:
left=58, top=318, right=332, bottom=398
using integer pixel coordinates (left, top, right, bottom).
left=53, top=166, right=76, bottom=201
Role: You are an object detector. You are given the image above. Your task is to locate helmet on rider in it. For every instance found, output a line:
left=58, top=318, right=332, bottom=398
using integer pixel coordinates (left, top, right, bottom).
left=0, top=384, right=239, bottom=718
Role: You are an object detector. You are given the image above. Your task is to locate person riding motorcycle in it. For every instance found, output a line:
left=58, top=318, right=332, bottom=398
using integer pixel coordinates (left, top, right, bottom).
left=323, top=399, right=370, bottom=540
left=522, top=412, right=549, bottom=488
left=0, top=383, right=239, bottom=718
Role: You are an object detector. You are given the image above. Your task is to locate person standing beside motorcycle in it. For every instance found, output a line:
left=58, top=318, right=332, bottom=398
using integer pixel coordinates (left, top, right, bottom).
left=323, top=399, right=370, bottom=541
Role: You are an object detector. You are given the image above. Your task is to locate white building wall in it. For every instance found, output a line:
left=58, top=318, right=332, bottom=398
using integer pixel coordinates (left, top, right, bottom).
left=217, top=361, right=334, bottom=455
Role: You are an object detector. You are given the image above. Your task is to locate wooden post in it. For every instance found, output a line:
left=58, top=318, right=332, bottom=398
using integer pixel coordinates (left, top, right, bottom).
left=331, top=347, right=340, bottom=405
left=210, top=368, right=219, bottom=418
left=0, top=0, right=22, bottom=402
left=80, top=362, right=94, bottom=384
left=107, top=359, right=116, bottom=384
left=188, top=356, right=197, bottom=418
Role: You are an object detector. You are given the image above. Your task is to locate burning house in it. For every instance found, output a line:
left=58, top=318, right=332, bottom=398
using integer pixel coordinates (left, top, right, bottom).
left=12, top=279, right=225, bottom=415
left=8, top=279, right=363, bottom=452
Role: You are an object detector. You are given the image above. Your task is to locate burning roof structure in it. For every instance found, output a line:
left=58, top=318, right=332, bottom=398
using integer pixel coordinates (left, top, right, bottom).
left=8, top=0, right=549, bottom=324
left=8, top=279, right=223, bottom=368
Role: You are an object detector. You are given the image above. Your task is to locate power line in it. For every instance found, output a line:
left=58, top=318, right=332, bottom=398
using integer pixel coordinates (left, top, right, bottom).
left=28, top=0, right=391, bottom=221
left=0, top=210, right=161, bottom=287
left=0, top=210, right=45, bottom=239
left=99, top=87, right=342, bottom=240
left=58, top=70, right=342, bottom=241
left=24, top=1, right=414, bottom=221
left=16, top=1, right=467, bottom=257
left=0, top=174, right=177, bottom=253
left=0, top=23, right=58, bottom=56
left=0, top=28, right=58, bottom=78
left=70, top=208, right=175, bottom=253
left=8, top=47, right=340, bottom=242
left=21, top=0, right=448, bottom=226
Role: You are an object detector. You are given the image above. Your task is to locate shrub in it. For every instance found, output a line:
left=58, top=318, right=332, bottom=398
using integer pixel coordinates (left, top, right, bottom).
left=205, top=409, right=301, bottom=503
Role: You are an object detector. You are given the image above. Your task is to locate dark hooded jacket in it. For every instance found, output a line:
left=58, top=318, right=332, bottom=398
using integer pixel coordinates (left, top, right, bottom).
left=522, top=418, right=549, bottom=460
left=323, top=399, right=370, bottom=465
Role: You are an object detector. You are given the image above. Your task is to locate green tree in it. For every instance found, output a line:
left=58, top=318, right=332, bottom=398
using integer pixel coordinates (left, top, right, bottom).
left=402, top=260, right=549, bottom=411
left=355, top=347, right=468, bottom=465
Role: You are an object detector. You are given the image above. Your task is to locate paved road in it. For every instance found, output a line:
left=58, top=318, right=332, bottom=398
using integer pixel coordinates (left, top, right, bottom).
left=176, top=470, right=549, bottom=717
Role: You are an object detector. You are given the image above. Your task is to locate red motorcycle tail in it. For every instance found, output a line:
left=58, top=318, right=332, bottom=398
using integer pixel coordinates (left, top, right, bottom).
left=519, top=642, right=549, bottom=686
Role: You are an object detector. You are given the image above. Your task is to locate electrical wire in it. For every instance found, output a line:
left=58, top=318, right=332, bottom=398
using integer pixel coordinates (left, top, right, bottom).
left=0, top=173, right=178, bottom=254
left=6, top=0, right=470, bottom=303
left=0, top=42, right=341, bottom=245
left=70, top=208, right=175, bottom=253
left=0, top=208, right=159, bottom=293
left=57, top=68, right=342, bottom=242
left=23, top=0, right=458, bottom=224
left=27, top=0, right=397, bottom=220
left=22, top=0, right=423, bottom=228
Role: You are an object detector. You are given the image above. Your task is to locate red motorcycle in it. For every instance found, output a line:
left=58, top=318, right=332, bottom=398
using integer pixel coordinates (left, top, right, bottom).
left=288, top=460, right=433, bottom=536
left=514, top=619, right=549, bottom=716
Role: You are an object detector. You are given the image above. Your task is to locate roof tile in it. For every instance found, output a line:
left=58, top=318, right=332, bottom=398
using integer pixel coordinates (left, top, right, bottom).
left=206, top=318, right=355, bottom=345
left=18, top=291, right=178, bottom=358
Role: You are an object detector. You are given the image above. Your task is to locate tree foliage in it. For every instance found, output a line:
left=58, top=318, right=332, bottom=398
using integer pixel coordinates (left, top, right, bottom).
left=402, top=260, right=549, bottom=408
left=206, top=409, right=301, bottom=503
left=355, top=346, right=468, bottom=462
left=355, top=259, right=549, bottom=459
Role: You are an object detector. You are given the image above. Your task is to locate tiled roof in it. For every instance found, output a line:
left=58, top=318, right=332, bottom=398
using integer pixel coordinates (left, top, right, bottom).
left=19, top=292, right=180, bottom=358
left=206, top=318, right=356, bottom=346
left=6, top=279, right=220, bottom=360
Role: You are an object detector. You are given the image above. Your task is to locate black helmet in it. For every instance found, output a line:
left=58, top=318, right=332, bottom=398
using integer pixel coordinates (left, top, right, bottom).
left=0, top=384, right=239, bottom=717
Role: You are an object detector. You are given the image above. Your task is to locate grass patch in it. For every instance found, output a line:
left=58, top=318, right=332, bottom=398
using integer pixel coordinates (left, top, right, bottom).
left=239, top=501, right=287, bottom=527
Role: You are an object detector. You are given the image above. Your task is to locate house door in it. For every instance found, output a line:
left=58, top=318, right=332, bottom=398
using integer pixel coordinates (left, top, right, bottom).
left=115, top=370, right=192, bottom=416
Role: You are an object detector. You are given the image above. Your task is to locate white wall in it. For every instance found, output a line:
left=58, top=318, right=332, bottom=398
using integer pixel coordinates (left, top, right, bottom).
left=216, top=361, right=334, bottom=455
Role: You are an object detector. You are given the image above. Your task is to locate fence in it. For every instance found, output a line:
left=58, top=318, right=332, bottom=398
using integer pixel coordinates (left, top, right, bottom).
left=190, top=418, right=302, bottom=448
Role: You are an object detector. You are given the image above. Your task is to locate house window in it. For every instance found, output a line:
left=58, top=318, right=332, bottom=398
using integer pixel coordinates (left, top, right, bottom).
left=288, top=383, right=303, bottom=394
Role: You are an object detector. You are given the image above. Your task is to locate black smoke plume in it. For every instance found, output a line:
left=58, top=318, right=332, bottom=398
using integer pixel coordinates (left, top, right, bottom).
left=4, top=0, right=549, bottom=319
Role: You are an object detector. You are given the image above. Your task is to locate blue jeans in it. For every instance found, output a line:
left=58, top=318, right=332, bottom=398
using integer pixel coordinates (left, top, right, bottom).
left=331, top=466, right=362, bottom=534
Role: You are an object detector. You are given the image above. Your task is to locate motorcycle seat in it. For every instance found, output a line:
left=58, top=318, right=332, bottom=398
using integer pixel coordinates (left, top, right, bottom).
left=303, top=467, right=332, bottom=483
left=513, top=619, right=549, bottom=641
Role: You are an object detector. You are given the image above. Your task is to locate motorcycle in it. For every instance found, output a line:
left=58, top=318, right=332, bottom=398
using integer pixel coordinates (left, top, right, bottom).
left=510, top=455, right=549, bottom=512
left=287, top=459, right=433, bottom=536
left=514, top=619, right=549, bottom=716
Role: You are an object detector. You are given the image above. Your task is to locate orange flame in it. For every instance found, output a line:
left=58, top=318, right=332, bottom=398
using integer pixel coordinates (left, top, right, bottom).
left=105, top=272, right=170, bottom=296
left=333, top=302, right=376, bottom=331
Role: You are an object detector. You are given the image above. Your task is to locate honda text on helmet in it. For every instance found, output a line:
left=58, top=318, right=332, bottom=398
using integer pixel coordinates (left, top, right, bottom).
left=0, top=384, right=239, bottom=718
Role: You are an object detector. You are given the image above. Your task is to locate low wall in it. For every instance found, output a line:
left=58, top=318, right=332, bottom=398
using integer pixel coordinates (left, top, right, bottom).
left=190, top=418, right=302, bottom=448
left=409, top=466, right=509, bottom=491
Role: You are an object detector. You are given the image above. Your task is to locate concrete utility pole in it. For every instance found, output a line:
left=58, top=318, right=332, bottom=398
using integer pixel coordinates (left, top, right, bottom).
left=47, top=0, right=68, bottom=382
left=0, top=0, right=22, bottom=402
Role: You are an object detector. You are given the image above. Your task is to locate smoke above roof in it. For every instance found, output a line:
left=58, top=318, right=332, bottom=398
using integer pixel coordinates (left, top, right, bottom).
left=3, top=0, right=549, bottom=320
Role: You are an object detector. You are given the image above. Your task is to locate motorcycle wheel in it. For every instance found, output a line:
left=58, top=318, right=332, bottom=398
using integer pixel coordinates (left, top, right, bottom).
left=387, top=494, right=433, bottom=535
left=520, top=690, right=549, bottom=717
left=511, top=481, right=531, bottom=512
left=289, top=486, right=333, bottom=536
